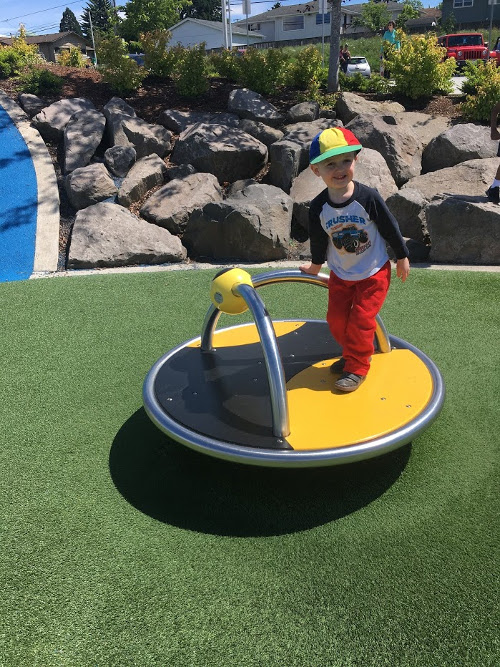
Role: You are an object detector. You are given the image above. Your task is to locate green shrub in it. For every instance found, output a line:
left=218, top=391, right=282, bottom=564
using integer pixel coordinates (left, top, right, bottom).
left=0, top=48, right=24, bottom=78
left=98, top=36, right=146, bottom=93
left=287, top=45, right=324, bottom=90
left=140, top=30, right=177, bottom=77
left=461, top=61, right=500, bottom=122
left=56, top=47, right=87, bottom=67
left=17, top=68, right=63, bottom=95
left=128, top=41, right=142, bottom=54
left=238, top=47, right=290, bottom=95
left=339, top=71, right=391, bottom=95
left=210, top=49, right=242, bottom=81
left=389, top=33, right=456, bottom=99
left=10, top=28, right=44, bottom=67
left=172, top=44, right=209, bottom=97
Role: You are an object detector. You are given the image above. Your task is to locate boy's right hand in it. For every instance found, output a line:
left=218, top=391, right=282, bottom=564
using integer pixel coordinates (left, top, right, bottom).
left=299, top=262, right=322, bottom=275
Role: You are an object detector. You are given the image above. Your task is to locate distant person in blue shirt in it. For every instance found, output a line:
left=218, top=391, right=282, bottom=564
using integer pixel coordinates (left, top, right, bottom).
left=380, top=21, right=400, bottom=79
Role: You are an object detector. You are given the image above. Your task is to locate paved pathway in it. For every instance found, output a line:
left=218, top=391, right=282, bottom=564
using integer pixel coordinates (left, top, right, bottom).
left=0, top=105, right=38, bottom=281
left=0, top=92, right=59, bottom=283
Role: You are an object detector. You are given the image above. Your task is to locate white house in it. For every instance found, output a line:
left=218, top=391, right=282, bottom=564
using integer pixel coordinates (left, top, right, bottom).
left=234, top=1, right=406, bottom=45
left=168, top=18, right=264, bottom=50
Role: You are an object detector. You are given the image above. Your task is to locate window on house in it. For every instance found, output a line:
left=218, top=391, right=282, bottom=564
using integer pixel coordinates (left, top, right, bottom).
left=453, top=0, right=473, bottom=7
left=283, top=16, right=304, bottom=31
left=316, top=13, right=330, bottom=24
left=249, top=22, right=261, bottom=31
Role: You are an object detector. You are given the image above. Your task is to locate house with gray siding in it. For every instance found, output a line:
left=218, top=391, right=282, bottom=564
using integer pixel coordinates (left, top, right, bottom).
left=233, top=1, right=406, bottom=46
left=441, top=0, right=500, bottom=29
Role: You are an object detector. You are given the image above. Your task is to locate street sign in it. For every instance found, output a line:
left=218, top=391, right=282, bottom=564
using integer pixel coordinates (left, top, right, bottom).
left=243, top=0, right=251, bottom=14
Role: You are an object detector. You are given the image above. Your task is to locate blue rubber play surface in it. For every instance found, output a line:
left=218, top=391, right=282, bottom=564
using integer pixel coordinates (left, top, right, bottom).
left=0, top=105, right=38, bottom=282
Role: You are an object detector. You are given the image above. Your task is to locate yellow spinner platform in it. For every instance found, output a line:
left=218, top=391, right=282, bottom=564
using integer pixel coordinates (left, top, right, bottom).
left=144, top=269, right=445, bottom=467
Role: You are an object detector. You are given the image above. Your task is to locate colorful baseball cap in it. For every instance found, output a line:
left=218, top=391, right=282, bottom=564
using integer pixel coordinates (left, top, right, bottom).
left=309, top=127, right=362, bottom=165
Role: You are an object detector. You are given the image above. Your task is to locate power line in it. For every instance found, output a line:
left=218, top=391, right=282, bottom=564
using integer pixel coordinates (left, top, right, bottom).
left=0, top=1, right=84, bottom=24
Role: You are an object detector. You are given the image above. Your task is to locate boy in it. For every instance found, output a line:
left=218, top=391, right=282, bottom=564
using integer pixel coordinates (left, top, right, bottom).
left=300, top=127, right=410, bottom=392
left=486, top=100, right=500, bottom=204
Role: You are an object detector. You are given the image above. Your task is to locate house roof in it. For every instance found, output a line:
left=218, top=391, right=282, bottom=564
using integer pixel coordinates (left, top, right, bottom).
left=0, top=31, right=88, bottom=46
left=234, top=1, right=403, bottom=25
left=169, top=17, right=264, bottom=38
left=404, top=8, right=441, bottom=28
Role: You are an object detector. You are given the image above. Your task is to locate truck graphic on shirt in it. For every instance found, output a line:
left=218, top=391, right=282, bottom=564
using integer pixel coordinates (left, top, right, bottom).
left=332, top=225, right=369, bottom=253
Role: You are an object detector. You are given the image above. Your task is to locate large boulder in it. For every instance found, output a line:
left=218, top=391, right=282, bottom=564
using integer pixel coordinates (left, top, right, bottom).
left=290, top=147, right=397, bottom=233
left=286, top=101, right=320, bottom=123
left=103, top=96, right=172, bottom=158
left=394, top=111, right=451, bottom=150
left=65, top=163, right=117, bottom=210
left=140, top=172, right=223, bottom=234
left=32, top=97, right=95, bottom=142
left=171, top=123, right=268, bottom=184
left=68, top=202, right=186, bottom=269
left=386, top=188, right=428, bottom=242
left=104, top=145, right=137, bottom=178
left=238, top=119, right=284, bottom=147
left=427, top=196, right=500, bottom=264
left=159, top=109, right=239, bottom=133
left=228, top=88, right=284, bottom=127
left=402, top=157, right=498, bottom=200
left=422, top=123, right=497, bottom=173
left=183, top=183, right=292, bottom=261
left=335, top=92, right=405, bottom=125
left=117, top=154, right=167, bottom=208
left=18, top=93, right=46, bottom=118
left=347, top=113, right=422, bottom=186
left=63, top=109, right=106, bottom=173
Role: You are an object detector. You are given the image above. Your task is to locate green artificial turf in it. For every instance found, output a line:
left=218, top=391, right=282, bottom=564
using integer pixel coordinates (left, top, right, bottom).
left=0, top=268, right=498, bottom=666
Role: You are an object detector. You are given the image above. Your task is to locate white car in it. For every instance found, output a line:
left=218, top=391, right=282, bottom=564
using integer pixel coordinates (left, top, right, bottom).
left=346, top=57, right=371, bottom=78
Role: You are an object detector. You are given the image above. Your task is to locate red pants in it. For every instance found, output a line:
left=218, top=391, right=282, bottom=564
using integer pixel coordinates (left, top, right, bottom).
left=327, top=261, right=391, bottom=376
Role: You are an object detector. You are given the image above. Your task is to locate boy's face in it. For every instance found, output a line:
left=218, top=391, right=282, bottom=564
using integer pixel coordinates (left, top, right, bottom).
left=310, top=153, right=357, bottom=191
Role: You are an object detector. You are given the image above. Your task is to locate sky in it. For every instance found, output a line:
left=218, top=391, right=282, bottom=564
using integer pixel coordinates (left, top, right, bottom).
left=0, top=0, right=442, bottom=38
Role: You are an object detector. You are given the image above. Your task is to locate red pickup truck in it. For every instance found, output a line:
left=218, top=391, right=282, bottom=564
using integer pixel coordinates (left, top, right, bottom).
left=437, top=33, right=490, bottom=70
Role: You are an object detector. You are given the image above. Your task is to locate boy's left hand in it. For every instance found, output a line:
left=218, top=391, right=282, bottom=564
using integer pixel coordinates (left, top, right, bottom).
left=396, top=257, right=410, bottom=282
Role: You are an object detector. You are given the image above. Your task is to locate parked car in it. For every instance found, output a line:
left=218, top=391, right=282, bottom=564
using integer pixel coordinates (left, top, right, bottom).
left=437, top=33, right=489, bottom=70
left=346, top=57, right=371, bottom=78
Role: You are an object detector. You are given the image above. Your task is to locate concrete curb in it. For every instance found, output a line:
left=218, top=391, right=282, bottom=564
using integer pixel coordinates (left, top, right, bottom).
left=30, top=259, right=500, bottom=280
left=0, top=91, right=59, bottom=273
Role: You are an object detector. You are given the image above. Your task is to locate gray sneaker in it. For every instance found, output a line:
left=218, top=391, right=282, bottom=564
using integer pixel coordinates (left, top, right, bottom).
left=334, top=372, right=366, bottom=392
left=330, top=357, right=345, bottom=374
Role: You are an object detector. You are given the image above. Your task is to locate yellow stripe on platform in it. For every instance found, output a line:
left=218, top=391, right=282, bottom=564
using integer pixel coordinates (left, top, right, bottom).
left=190, top=321, right=305, bottom=347
left=286, top=350, right=434, bottom=450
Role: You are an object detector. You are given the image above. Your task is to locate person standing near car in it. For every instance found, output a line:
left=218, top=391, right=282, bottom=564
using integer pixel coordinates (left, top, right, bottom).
left=299, top=127, right=410, bottom=392
left=486, top=101, right=500, bottom=204
left=340, top=44, right=351, bottom=73
left=380, top=21, right=400, bottom=79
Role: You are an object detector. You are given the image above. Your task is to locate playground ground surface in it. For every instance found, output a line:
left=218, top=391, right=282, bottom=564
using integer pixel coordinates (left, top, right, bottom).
left=1, top=267, right=498, bottom=665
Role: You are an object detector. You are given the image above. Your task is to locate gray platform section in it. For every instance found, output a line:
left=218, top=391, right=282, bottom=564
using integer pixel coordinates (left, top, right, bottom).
left=0, top=90, right=59, bottom=273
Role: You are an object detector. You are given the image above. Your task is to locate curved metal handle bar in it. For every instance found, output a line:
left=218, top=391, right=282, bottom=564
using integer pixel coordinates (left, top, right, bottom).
left=234, top=283, right=290, bottom=438
left=201, top=269, right=391, bottom=353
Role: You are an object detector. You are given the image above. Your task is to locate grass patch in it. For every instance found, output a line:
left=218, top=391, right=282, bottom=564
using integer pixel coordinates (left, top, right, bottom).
left=0, top=268, right=498, bottom=665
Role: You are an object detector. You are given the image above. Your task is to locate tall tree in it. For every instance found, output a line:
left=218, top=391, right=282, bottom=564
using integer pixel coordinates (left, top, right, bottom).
left=353, top=1, right=391, bottom=33
left=80, top=0, right=115, bottom=39
left=180, top=0, right=222, bottom=21
left=396, top=0, right=422, bottom=29
left=60, top=8, right=83, bottom=36
left=119, top=0, right=190, bottom=42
